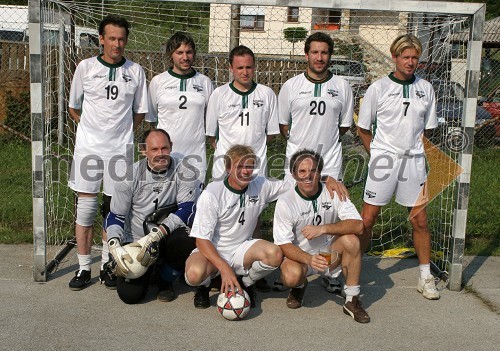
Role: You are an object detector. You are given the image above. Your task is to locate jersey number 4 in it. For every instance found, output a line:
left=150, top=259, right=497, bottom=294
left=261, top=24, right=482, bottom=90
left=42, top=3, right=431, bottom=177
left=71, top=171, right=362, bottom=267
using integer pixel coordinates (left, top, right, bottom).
left=105, top=85, right=119, bottom=100
left=238, top=211, right=246, bottom=225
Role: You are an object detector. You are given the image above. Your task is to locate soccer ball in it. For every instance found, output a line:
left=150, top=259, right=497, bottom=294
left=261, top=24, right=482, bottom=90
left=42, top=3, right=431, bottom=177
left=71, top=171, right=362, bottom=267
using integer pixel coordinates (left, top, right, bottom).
left=216, top=290, right=251, bottom=320
left=122, top=244, right=148, bottom=280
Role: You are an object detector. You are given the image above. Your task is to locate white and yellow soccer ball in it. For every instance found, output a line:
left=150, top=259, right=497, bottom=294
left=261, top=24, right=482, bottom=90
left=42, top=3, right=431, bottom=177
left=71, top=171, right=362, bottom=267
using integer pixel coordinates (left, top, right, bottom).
left=216, top=289, right=251, bottom=321
left=122, top=244, right=148, bottom=280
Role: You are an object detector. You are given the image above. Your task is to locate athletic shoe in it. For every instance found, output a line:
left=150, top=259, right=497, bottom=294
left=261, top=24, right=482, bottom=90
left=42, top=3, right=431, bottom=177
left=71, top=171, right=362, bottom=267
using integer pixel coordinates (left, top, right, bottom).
left=69, top=269, right=91, bottom=291
left=343, top=296, right=370, bottom=323
left=238, top=277, right=256, bottom=308
left=417, top=275, right=440, bottom=300
left=272, top=277, right=289, bottom=292
left=193, top=286, right=210, bottom=309
left=157, top=280, right=176, bottom=302
left=286, top=280, right=308, bottom=309
left=255, top=277, right=271, bottom=293
left=99, top=266, right=117, bottom=290
left=320, top=275, right=343, bottom=295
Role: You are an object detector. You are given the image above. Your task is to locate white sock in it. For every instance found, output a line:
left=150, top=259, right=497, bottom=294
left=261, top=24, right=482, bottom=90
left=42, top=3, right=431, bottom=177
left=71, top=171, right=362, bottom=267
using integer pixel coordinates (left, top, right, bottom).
left=101, top=240, right=110, bottom=270
left=242, top=261, right=277, bottom=286
left=419, top=263, right=431, bottom=279
left=344, top=285, right=360, bottom=303
left=78, top=254, right=92, bottom=271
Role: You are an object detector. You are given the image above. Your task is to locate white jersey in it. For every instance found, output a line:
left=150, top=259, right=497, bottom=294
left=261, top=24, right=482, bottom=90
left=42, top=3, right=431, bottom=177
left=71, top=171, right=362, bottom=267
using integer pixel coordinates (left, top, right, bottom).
left=278, top=72, right=353, bottom=178
left=206, top=82, right=279, bottom=179
left=273, top=183, right=361, bottom=254
left=69, top=55, right=148, bottom=159
left=108, top=157, right=198, bottom=243
left=146, top=69, right=213, bottom=172
left=190, top=176, right=292, bottom=257
left=357, top=73, right=437, bottom=155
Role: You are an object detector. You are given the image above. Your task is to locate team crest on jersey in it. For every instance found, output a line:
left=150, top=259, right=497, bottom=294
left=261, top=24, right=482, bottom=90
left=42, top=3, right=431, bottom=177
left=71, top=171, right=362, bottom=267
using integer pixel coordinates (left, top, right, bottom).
left=327, top=89, right=339, bottom=97
left=122, top=74, right=132, bottom=82
left=152, top=185, right=163, bottom=194
left=253, top=100, right=264, bottom=108
left=248, top=196, right=259, bottom=203
left=192, top=84, right=204, bottom=92
left=365, top=190, right=376, bottom=198
left=416, top=90, right=426, bottom=98
left=321, top=202, right=332, bottom=210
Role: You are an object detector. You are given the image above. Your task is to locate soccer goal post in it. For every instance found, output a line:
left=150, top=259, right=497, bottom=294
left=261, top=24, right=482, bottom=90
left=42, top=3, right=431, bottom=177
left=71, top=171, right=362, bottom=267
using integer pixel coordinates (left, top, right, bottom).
left=30, top=0, right=485, bottom=291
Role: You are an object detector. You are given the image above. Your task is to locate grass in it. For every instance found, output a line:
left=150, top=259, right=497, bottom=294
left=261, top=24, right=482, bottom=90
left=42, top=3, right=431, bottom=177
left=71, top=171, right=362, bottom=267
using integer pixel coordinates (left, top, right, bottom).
left=0, top=138, right=498, bottom=257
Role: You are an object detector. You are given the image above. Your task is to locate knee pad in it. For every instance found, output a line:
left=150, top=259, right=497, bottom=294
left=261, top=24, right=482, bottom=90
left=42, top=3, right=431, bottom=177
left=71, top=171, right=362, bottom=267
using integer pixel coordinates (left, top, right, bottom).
left=76, top=196, right=98, bottom=226
left=101, top=194, right=111, bottom=219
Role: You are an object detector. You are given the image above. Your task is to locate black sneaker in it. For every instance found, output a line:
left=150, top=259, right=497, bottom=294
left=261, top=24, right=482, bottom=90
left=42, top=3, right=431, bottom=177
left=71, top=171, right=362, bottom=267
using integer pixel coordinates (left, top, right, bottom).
left=194, top=285, right=210, bottom=309
left=157, top=280, right=176, bottom=302
left=255, top=277, right=271, bottom=293
left=69, top=269, right=91, bottom=291
left=286, top=279, right=308, bottom=309
left=99, top=263, right=117, bottom=290
left=238, top=277, right=256, bottom=308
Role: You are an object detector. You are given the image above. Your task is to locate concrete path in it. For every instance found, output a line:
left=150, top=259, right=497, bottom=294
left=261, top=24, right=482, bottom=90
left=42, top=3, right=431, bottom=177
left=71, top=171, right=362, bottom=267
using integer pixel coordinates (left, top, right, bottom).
left=0, top=244, right=498, bottom=351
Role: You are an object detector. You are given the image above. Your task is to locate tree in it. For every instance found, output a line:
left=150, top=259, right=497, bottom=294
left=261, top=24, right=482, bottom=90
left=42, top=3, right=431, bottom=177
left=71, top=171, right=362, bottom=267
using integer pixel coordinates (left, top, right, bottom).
left=283, top=27, right=308, bottom=57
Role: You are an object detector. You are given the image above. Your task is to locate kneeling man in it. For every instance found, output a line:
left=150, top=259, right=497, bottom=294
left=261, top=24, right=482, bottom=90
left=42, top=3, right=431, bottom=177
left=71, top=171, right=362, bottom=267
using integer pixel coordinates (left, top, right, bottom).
left=273, top=149, right=370, bottom=323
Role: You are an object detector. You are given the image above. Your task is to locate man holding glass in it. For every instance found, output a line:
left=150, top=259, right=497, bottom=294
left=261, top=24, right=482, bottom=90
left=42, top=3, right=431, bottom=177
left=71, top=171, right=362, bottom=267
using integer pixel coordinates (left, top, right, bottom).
left=273, top=149, right=370, bottom=323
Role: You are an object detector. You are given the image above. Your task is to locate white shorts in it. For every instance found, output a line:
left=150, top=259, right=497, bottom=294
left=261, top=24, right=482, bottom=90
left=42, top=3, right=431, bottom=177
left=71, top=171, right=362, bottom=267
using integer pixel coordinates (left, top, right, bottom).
left=68, top=153, right=132, bottom=196
left=363, top=149, right=428, bottom=207
left=191, top=239, right=261, bottom=276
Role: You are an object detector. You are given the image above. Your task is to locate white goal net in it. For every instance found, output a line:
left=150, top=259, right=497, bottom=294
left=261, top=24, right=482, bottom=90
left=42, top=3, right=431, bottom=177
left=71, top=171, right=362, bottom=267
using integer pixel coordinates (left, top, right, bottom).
left=32, top=0, right=484, bottom=288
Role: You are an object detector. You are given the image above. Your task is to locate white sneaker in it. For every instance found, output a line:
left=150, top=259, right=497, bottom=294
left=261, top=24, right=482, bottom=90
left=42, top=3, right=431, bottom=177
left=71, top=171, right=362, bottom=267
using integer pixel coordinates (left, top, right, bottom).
left=320, top=275, right=344, bottom=296
left=417, top=275, right=440, bottom=300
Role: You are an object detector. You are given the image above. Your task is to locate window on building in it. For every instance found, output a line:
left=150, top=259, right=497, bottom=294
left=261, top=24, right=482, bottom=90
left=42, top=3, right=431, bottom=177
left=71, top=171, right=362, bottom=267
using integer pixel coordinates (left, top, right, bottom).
left=241, top=6, right=265, bottom=31
left=287, top=7, right=299, bottom=22
left=328, top=10, right=341, bottom=24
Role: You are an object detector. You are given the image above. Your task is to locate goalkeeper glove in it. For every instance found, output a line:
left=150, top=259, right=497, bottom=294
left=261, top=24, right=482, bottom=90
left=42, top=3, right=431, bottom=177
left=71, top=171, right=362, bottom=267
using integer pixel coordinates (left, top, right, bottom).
left=108, top=238, right=133, bottom=277
left=131, top=227, right=168, bottom=267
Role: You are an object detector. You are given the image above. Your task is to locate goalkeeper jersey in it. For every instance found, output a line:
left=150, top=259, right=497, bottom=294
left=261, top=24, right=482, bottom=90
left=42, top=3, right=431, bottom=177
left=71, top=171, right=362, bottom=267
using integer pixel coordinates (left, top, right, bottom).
left=357, top=73, right=437, bottom=155
left=205, top=81, right=279, bottom=178
left=190, top=176, right=292, bottom=257
left=147, top=69, right=213, bottom=172
left=273, top=183, right=361, bottom=254
left=108, top=157, right=197, bottom=243
left=69, top=55, right=148, bottom=159
left=278, top=72, right=354, bottom=178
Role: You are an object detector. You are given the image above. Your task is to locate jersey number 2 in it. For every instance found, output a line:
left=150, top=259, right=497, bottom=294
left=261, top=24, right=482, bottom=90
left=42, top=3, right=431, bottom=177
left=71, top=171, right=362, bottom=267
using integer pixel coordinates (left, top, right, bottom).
left=179, top=95, right=187, bottom=109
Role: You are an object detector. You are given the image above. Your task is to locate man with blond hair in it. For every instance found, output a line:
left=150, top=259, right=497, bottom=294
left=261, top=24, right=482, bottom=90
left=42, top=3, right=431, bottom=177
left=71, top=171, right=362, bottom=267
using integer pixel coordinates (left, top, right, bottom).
left=357, top=34, right=439, bottom=300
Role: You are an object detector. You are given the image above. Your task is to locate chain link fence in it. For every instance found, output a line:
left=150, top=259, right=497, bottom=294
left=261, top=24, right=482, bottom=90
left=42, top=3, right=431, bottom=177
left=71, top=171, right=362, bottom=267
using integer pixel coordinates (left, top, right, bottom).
left=0, top=3, right=497, bottom=271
